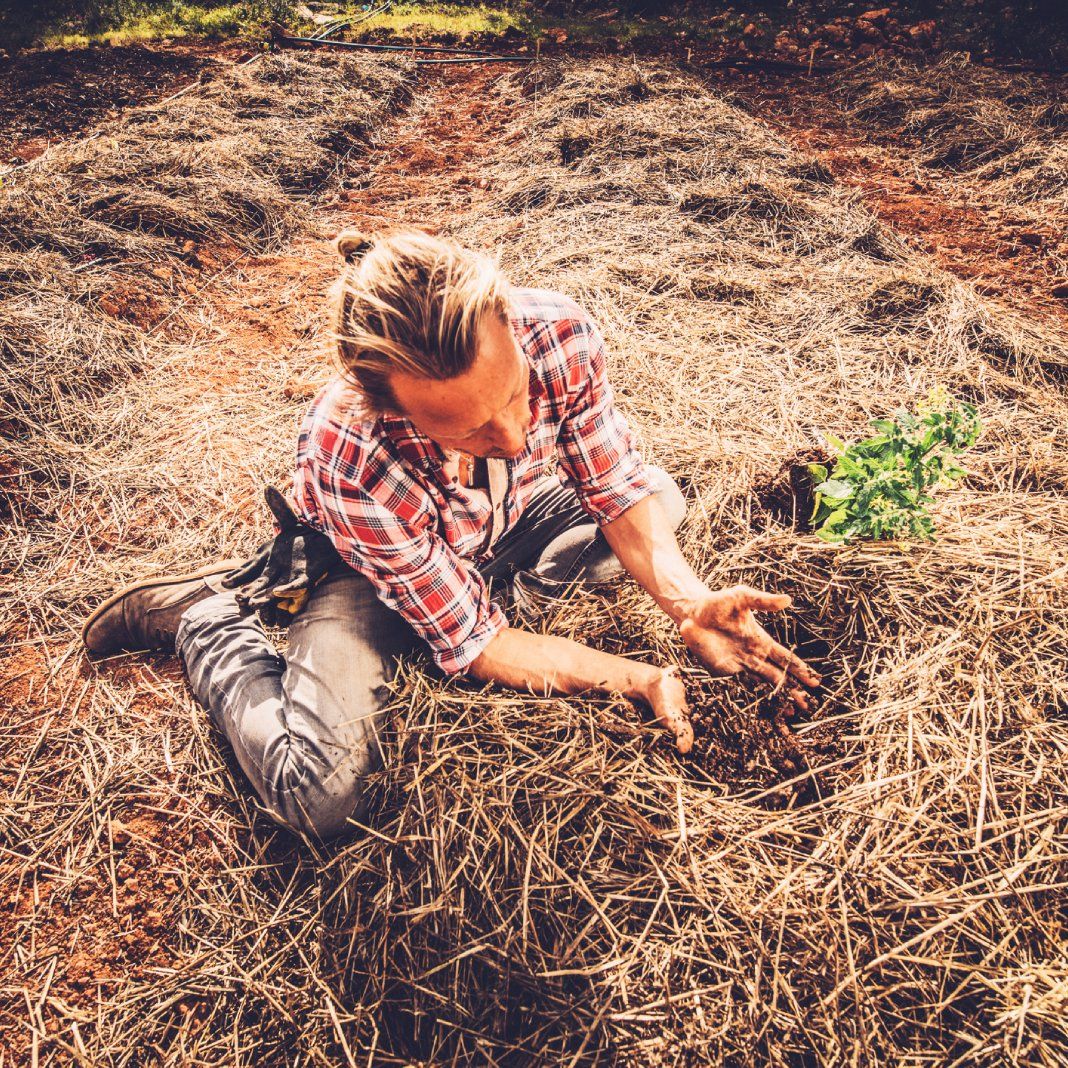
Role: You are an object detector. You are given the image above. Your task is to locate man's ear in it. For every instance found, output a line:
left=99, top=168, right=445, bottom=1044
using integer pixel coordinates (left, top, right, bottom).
left=371, top=376, right=405, bottom=420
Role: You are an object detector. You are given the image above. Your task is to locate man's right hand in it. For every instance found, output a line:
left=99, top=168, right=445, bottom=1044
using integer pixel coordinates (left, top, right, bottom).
left=642, top=665, right=693, bottom=753
left=221, top=486, right=342, bottom=627
left=468, top=627, right=694, bottom=753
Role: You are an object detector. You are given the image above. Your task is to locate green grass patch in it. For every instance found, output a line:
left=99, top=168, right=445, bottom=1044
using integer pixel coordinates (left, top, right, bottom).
left=345, top=3, right=756, bottom=47
left=39, top=3, right=250, bottom=47
left=15, top=1, right=790, bottom=53
left=351, top=2, right=530, bottom=38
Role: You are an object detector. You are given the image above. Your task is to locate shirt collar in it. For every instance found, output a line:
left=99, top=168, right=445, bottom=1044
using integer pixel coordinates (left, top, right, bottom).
left=375, top=411, right=443, bottom=472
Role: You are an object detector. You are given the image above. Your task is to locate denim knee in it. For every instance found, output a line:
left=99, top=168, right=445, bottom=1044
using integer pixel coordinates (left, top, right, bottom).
left=262, top=726, right=376, bottom=841
left=176, top=588, right=239, bottom=638
left=274, top=777, right=368, bottom=840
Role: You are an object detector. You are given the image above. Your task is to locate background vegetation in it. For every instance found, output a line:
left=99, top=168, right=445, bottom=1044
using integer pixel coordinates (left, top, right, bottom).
left=2, top=0, right=1067, bottom=55
left=0, top=0, right=294, bottom=49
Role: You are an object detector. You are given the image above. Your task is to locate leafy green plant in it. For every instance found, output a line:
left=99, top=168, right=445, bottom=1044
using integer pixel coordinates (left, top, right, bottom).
left=808, top=392, right=981, bottom=543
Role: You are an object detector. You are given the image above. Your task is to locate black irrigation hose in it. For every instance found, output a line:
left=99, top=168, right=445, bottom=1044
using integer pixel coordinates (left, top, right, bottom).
left=278, top=34, right=496, bottom=57
left=312, top=0, right=394, bottom=42
left=413, top=56, right=533, bottom=65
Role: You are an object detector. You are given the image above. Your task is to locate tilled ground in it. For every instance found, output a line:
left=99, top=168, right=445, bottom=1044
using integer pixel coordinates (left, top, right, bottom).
left=0, top=41, right=250, bottom=163
left=3, top=34, right=1067, bottom=1067
left=706, top=62, right=1068, bottom=327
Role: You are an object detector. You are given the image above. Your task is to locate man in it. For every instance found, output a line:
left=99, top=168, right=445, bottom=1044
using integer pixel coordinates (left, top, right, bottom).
left=83, top=229, right=820, bottom=840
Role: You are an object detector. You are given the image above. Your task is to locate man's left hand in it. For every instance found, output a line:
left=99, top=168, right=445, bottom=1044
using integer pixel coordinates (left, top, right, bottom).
left=677, top=585, right=821, bottom=713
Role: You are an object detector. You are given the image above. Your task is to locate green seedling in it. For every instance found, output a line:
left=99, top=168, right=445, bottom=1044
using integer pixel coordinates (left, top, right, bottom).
left=808, top=391, right=981, bottom=543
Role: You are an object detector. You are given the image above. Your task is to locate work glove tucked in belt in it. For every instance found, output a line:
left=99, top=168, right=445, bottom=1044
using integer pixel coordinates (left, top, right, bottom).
left=221, top=486, right=342, bottom=627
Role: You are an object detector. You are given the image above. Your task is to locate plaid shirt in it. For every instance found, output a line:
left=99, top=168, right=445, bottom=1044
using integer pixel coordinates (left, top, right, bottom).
left=291, top=288, right=653, bottom=674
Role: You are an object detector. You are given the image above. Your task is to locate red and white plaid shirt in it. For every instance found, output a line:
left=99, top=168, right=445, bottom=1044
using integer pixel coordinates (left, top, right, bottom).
left=291, top=288, right=653, bottom=674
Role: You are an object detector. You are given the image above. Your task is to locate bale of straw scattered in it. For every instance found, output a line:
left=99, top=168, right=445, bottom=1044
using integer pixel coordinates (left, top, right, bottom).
left=974, top=140, right=1068, bottom=216
left=0, top=250, right=149, bottom=419
left=0, top=53, right=413, bottom=629
left=4, top=56, right=1067, bottom=1068
left=294, top=59, right=1066, bottom=1065
left=0, top=52, right=413, bottom=262
left=837, top=52, right=1044, bottom=139
left=836, top=53, right=1068, bottom=208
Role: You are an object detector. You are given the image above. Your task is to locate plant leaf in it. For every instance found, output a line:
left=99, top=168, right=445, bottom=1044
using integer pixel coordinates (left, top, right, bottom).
left=815, top=479, right=854, bottom=500
left=809, top=491, right=824, bottom=523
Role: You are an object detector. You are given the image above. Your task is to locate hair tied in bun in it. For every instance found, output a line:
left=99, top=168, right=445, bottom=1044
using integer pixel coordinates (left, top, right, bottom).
left=336, top=230, right=374, bottom=265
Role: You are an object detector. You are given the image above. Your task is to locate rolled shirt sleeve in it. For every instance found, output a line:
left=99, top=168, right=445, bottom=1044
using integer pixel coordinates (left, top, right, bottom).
left=554, top=311, right=655, bottom=525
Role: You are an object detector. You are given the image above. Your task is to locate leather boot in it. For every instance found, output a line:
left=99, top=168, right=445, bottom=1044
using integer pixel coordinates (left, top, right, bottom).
left=82, top=560, right=242, bottom=657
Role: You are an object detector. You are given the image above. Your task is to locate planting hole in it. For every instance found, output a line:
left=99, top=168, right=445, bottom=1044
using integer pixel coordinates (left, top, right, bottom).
left=752, top=448, right=831, bottom=532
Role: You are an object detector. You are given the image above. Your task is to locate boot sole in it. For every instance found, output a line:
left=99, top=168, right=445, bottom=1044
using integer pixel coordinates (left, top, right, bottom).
left=81, top=559, right=244, bottom=654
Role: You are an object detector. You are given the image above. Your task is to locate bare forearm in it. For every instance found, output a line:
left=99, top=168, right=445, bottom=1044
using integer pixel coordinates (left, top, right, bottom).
left=600, top=494, right=709, bottom=623
left=468, top=626, right=660, bottom=703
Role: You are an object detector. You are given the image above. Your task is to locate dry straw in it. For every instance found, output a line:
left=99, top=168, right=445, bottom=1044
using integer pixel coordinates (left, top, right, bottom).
left=835, top=52, right=1068, bottom=215
left=0, top=52, right=413, bottom=262
left=0, top=51, right=413, bottom=606
left=3, top=55, right=1067, bottom=1067
left=318, top=59, right=1068, bottom=1064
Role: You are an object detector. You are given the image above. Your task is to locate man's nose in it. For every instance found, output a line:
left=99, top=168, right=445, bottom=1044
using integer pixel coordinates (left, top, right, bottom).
left=488, top=414, right=529, bottom=456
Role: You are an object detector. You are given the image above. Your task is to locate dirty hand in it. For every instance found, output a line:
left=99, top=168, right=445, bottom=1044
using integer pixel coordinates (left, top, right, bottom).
left=677, top=585, right=821, bottom=713
left=221, top=486, right=341, bottom=627
left=642, top=665, right=694, bottom=754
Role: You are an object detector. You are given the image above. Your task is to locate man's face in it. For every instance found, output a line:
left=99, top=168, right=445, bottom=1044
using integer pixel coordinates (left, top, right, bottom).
left=388, top=314, right=533, bottom=459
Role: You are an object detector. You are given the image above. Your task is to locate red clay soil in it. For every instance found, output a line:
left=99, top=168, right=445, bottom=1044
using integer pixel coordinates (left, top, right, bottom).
left=702, top=65, right=1068, bottom=328
left=333, top=65, right=513, bottom=225
left=0, top=638, right=231, bottom=1058
left=0, top=41, right=249, bottom=163
left=0, top=62, right=517, bottom=1060
left=5, top=795, right=214, bottom=1006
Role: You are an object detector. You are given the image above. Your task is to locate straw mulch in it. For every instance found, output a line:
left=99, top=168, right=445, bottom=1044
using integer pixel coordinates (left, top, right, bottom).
left=0, top=249, right=149, bottom=430
left=836, top=53, right=1068, bottom=217
left=0, top=51, right=413, bottom=608
left=2, top=55, right=412, bottom=1059
left=0, top=51, right=412, bottom=263
left=3, top=56, right=1067, bottom=1067
left=315, top=60, right=1067, bottom=1064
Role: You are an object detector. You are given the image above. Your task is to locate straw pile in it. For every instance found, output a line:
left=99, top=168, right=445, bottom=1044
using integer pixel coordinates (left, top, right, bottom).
left=0, top=51, right=412, bottom=595
left=0, top=51, right=413, bottom=262
left=3, top=54, right=417, bottom=1065
left=837, top=53, right=1068, bottom=215
left=4, top=56, right=1067, bottom=1067
left=309, top=60, right=1067, bottom=1064
left=0, top=250, right=148, bottom=427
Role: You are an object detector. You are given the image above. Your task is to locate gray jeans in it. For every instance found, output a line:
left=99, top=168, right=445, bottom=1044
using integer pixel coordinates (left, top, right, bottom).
left=177, top=467, right=685, bottom=840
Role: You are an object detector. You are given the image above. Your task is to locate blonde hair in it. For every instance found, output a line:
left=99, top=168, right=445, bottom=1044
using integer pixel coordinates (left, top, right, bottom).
left=331, top=228, right=511, bottom=415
